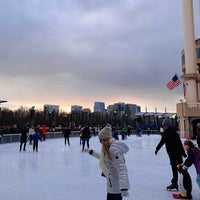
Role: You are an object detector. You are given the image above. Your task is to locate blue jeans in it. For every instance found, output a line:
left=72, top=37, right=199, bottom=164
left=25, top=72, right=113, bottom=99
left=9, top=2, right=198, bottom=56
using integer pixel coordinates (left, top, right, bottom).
left=81, top=138, right=89, bottom=151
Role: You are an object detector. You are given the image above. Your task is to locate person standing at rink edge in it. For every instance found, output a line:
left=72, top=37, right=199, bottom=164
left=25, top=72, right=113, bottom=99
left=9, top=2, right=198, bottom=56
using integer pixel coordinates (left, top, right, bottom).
left=155, top=118, right=186, bottom=190
left=19, top=126, right=28, bottom=151
left=86, top=125, right=130, bottom=200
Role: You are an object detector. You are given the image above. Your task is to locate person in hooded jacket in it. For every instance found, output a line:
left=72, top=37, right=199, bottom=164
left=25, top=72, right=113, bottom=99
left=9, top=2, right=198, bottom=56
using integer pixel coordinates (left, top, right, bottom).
left=155, top=119, right=187, bottom=190
left=86, top=125, right=130, bottom=200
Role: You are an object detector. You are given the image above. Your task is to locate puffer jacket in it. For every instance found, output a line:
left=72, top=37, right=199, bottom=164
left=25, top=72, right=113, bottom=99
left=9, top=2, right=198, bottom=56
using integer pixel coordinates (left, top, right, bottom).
left=92, top=140, right=130, bottom=194
left=184, top=147, right=200, bottom=174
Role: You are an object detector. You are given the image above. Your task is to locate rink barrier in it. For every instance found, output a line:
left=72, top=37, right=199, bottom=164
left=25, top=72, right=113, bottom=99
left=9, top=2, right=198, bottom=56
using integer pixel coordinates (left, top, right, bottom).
left=0, top=131, right=81, bottom=144
left=0, top=130, right=159, bottom=144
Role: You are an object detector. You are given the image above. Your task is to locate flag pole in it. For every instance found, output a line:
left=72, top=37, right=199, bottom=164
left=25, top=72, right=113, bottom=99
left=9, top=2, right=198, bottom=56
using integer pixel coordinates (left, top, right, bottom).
left=175, top=73, right=188, bottom=85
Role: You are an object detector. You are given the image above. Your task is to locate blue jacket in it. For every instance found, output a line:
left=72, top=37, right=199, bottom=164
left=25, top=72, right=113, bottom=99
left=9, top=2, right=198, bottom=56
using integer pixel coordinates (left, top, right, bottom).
left=33, top=132, right=41, bottom=143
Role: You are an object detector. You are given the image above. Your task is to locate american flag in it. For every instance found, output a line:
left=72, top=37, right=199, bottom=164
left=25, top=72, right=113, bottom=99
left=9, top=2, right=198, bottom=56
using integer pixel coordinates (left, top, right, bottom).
left=166, top=74, right=182, bottom=90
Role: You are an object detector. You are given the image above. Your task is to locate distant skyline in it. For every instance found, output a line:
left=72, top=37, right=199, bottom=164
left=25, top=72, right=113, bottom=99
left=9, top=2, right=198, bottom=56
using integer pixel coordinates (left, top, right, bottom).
left=0, top=0, right=200, bottom=113
left=2, top=100, right=176, bottom=114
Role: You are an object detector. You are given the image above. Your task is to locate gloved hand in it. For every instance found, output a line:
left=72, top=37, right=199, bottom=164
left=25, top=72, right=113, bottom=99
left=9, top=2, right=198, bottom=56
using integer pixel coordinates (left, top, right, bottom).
left=89, top=149, right=93, bottom=155
left=181, top=165, right=188, bottom=170
left=121, top=189, right=129, bottom=197
left=155, top=149, right=158, bottom=155
left=84, top=149, right=94, bottom=155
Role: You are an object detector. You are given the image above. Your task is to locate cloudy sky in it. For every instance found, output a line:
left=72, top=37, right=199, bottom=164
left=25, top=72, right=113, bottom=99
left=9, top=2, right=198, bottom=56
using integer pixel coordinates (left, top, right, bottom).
left=0, top=0, right=200, bottom=112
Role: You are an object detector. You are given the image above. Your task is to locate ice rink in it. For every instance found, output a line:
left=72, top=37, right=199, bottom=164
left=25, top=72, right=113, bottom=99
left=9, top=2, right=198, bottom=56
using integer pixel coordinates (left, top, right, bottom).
left=0, top=134, right=199, bottom=200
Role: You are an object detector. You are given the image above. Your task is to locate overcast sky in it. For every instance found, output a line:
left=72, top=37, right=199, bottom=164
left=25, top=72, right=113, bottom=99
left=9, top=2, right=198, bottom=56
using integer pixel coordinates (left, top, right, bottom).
left=0, top=0, right=200, bottom=112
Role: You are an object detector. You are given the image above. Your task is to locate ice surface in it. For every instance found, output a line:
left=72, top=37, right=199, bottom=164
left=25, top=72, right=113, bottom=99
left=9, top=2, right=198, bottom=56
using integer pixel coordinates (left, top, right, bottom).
left=0, top=134, right=199, bottom=200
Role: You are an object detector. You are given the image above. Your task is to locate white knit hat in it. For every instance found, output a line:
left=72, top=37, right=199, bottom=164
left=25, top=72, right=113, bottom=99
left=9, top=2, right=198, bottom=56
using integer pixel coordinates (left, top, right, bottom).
left=98, top=125, right=112, bottom=140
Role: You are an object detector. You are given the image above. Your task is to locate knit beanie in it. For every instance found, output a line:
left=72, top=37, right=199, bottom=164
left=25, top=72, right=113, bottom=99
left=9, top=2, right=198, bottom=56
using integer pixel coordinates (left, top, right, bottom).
left=162, top=119, right=171, bottom=126
left=98, top=125, right=112, bottom=140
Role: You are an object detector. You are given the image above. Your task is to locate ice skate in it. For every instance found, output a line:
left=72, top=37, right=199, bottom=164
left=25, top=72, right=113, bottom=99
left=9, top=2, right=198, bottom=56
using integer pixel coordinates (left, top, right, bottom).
left=167, top=183, right=179, bottom=191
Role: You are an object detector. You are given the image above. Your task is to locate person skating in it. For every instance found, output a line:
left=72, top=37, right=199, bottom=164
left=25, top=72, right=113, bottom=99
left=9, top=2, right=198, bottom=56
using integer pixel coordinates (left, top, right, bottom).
left=19, top=126, right=28, bottom=151
left=86, top=125, right=130, bottom=200
left=174, top=164, right=192, bottom=199
left=155, top=119, right=187, bottom=190
left=33, top=128, right=41, bottom=152
left=81, top=124, right=91, bottom=151
left=28, top=125, right=34, bottom=145
left=183, top=140, right=200, bottom=190
left=62, top=126, right=71, bottom=145
left=41, top=124, right=47, bottom=141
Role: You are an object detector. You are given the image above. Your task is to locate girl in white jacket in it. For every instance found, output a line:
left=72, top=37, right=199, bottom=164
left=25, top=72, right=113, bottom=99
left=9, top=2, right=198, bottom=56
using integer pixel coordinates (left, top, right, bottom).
left=87, top=125, right=130, bottom=200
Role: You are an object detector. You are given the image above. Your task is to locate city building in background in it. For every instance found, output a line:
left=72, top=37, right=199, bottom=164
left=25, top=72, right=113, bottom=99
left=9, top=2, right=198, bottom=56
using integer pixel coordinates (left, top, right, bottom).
left=43, top=104, right=59, bottom=127
left=176, top=0, right=200, bottom=138
left=71, top=105, right=82, bottom=112
left=94, top=102, right=105, bottom=112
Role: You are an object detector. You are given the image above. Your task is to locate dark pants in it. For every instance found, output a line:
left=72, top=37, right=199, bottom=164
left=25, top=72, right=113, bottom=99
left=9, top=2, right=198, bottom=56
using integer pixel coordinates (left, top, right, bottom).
left=82, top=138, right=89, bottom=151
left=20, top=142, right=26, bottom=151
left=42, top=135, right=46, bottom=141
left=107, top=193, right=122, bottom=200
left=171, top=164, right=178, bottom=184
left=29, top=135, right=33, bottom=144
left=197, top=137, right=200, bottom=148
left=64, top=136, right=70, bottom=145
left=33, top=142, right=38, bottom=152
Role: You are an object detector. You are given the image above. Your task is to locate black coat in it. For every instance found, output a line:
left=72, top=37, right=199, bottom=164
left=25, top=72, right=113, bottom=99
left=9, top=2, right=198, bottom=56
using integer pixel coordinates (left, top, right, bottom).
left=81, top=127, right=91, bottom=138
left=20, top=129, right=27, bottom=143
left=156, top=126, right=185, bottom=165
left=63, top=129, right=71, bottom=137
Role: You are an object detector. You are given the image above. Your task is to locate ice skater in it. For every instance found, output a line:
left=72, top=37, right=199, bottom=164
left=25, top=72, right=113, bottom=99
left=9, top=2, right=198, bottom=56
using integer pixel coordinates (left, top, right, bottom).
left=155, top=119, right=186, bottom=190
left=183, top=140, right=200, bottom=189
left=33, top=128, right=41, bottom=152
left=19, top=126, right=28, bottom=151
left=173, top=164, right=192, bottom=199
left=86, top=125, right=130, bottom=200
left=81, top=124, right=91, bottom=151
left=28, top=124, right=35, bottom=145
left=41, top=124, right=47, bottom=141
left=62, top=126, right=71, bottom=145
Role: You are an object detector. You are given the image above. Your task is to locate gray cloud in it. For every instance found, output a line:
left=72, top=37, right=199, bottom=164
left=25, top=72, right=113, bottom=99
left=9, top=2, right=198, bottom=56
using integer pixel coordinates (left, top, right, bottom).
left=0, top=0, right=199, bottom=112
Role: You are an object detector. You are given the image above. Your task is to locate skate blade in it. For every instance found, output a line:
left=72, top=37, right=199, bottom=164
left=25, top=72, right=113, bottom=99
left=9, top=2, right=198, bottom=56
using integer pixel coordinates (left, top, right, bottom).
left=167, top=188, right=179, bottom=191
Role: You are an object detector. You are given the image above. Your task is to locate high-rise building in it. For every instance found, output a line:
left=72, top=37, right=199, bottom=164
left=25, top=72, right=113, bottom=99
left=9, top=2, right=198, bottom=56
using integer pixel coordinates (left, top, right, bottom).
left=43, top=104, right=59, bottom=126
left=43, top=104, right=59, bottom=114
left=71, top=105, right=82, bottom=112
left=94, top=102, right=105, bottom=112
left=125, top=104, right=140, bottom=119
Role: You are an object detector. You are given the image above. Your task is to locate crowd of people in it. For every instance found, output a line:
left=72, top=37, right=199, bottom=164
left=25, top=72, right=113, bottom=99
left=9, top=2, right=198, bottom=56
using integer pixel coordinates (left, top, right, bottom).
left=16, top=119, right=200, bottom=200
left=19, top=124, right=46, bottom=152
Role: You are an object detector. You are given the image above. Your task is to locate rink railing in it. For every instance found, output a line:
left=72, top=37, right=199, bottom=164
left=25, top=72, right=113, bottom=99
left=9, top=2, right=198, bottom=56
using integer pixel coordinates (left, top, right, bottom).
left=0, top=130, right=159, bottom=144
left=0, top=131, right=80, bottom=144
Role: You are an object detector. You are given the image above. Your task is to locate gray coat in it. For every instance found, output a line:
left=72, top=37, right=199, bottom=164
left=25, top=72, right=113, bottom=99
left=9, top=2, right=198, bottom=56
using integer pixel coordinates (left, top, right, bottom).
left=92, top=140, right=130, bottom=194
